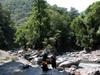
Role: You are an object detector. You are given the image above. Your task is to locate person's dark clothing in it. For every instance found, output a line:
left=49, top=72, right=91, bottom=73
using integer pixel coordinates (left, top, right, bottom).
left=41, top=53, right=49, bottom=72
left=43, top=53, right=48, bottom=61
left=41, top=61, right=49, bottom=72
left=51, top=55, right=56, bottom=69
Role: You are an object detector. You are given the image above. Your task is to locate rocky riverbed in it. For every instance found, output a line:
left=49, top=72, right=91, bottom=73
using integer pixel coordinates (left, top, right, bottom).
left=0, top=49, right=100, bottom=75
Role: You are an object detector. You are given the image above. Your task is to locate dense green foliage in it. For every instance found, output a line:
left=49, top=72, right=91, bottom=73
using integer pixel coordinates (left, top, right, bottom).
left=71, top=1, right=100, bottom=51
left=15, top=0, right=79, bottom=52
left=0, top=0, right=34, bottom=25
left=15, top=0, right=50, bottom=49
left=0, top=3, right=15, bottom=49
left=47, top=5, right=76, bottom=52
left=0, top=0, right=100, bottom=52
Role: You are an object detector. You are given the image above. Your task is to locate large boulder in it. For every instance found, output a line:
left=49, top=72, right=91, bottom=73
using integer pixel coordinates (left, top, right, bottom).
left=56, top=56, right=68, bottom=67
left=0, top=50, right=13, bottom=65
left=59, top=59, right=80, bottom=68
left=0, top=50, right=10, bottom=59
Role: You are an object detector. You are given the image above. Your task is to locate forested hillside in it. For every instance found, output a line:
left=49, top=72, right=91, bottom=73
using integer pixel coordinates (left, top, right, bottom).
left=0, top=0, right=34, bottom=25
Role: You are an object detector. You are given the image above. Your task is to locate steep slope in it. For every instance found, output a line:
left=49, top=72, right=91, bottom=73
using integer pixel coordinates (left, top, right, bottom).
left=0, top=0, right=34, bottom=25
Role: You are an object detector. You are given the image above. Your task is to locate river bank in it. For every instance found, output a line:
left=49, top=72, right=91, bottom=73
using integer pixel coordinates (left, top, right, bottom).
left=0, top=49, right=100, bottom=75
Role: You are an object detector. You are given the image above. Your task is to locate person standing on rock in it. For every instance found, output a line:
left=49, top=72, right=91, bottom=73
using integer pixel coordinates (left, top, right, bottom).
left=41, top=53, right=49, bottom=72
left=50, top=54, right=56, bottom=69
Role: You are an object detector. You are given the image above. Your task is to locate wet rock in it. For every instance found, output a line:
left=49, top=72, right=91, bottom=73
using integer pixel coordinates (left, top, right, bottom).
left=22, top=64, right=31, bottom=70
left=59, top=59, right=80, bottom=68
left=57, top=67, right=64, bottom=71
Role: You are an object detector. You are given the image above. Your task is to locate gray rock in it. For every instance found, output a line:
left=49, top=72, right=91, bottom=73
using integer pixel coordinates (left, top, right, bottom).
left=75, top=68, right=100, bottom=75
left=59, top=59, right=80, bottom=68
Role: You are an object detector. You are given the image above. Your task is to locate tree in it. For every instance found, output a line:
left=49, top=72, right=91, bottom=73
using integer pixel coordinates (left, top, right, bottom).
left=71, top=1, right=100, bottom=51
left=69, top=7, right=79, bottom=21
left=47, top=5, right=73, bottom=52
left=85, top=1, right=100, bottom=49
left=15, top=0, right=50, bottom=49
left=0, top=3, right=15, bottom=49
